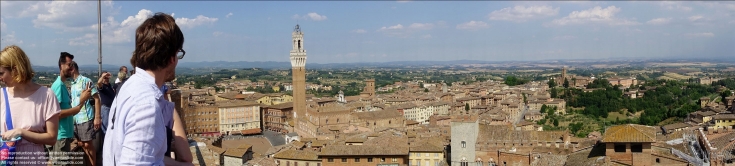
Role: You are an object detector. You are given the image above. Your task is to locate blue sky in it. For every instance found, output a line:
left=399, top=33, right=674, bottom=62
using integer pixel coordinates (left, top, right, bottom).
left=1, top=1, right=734, bottom=67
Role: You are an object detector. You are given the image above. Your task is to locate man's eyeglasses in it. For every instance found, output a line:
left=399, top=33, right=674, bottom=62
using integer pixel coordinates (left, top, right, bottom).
left=177, top=49, right=186, bottom=59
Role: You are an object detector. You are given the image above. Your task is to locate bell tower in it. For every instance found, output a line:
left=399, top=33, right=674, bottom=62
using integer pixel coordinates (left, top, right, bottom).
left=290, top=24, right=307, bottom=135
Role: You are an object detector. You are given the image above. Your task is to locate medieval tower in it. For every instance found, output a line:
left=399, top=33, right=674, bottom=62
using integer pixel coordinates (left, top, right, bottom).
left=290, top=24, right=307, bottom=132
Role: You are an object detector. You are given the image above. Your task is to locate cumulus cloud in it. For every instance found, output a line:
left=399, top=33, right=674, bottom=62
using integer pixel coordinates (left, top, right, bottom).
left=659, top=2, right=692, bottom=12
left=293, top=12, right=327, bottom=21
left=226, top=12, right=233, bottom=18
left=408, top=23, right=433, bottom=30
left=351, top=29, right=367, bottom=33
left=5, top=1, right=118, bottom=32
left=646, top=18, right=672, bottom=25
left=380, top=24, right=404, bottom=30
left=549, top=6, right=639, bottom=26
left=488, top=6, right=559, bottom=22
left=69, top=9, right=217, bottom=46
left=456, top=21, right=489, bottom=30
left=378, top=23, right=434, bottom=38
left=1, top=32, right=24, bottom=46
left=688, top=15, right=704, bottom=22
left=685, top=32, right=714, bottom=37
left=68, top=33, right=96, bottom=46
left=176, top=15, right=218, bottom=29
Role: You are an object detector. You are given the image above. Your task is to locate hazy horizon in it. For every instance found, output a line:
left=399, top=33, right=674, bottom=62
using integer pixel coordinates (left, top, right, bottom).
left=2, top=1, right=734, bottom=67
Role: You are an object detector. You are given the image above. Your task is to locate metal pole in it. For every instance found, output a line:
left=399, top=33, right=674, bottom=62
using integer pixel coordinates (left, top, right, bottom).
left=97, top=0, right=102, bottom=77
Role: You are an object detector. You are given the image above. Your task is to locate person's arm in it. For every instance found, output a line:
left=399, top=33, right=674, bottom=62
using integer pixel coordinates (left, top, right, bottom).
left=19, top=115, right=59, bottom=145
left=171, top=110, right=192, bottom=162
left=164, top=157, right=193, bottom=166
left=93, top=93, right=102, bottom=130
left=119, top=103, right=167, bottom=165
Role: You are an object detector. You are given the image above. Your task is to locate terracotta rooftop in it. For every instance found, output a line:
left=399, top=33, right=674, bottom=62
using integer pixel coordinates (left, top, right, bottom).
left=409, top=143, right=443, bottom=152
left=712, top=113, right=735, bottom=120
left=273, top=149, right=320, bottom=161
left=223, top=148, right=248, bottom=157
left=353, top=110, right=403, bottom=120
left=266, top=102, right=293, bottom=110
left=320, top=145, right=409, bottom=156
left=601, top=124, right=657, bottom=143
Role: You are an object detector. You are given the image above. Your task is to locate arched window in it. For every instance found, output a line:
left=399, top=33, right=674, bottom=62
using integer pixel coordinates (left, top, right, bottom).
left=461, top=141, right=466, bottom=148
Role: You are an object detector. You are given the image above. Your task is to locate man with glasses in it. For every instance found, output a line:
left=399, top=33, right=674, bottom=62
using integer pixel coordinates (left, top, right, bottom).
left=102, top=12, right=191, bottom=165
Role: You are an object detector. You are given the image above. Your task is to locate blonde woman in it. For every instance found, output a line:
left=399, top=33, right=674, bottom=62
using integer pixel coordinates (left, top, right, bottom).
left=0, top=45, right=60, bottom=165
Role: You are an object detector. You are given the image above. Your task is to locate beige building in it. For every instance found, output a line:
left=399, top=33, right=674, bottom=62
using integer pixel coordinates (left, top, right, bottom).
left=408, top=140, right=445, bottom=166
left=218, top=101, right=261, bottom=135
left=273, top=149, right=321, bottom=166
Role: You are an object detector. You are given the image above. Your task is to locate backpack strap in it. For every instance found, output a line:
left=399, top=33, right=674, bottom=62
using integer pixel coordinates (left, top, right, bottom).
left=2, top=87, right=13, bottom=130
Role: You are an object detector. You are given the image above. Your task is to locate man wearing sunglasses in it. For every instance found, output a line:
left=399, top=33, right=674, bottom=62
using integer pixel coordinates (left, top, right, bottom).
left=103, top=12, right=191, bottom=166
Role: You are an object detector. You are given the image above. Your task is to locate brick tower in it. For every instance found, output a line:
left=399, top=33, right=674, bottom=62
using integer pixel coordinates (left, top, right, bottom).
left=290, top=24, right=307, bottom=129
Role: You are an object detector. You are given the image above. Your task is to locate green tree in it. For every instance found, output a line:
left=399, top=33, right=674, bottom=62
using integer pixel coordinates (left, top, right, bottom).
left=424, top=88, right=429, bottom=92
left=540, top=104, right=547, bottom=114
left=721, top=90, right=732, bottom=102
left=548, top=79, right=557, bottom=88
left=563, top=78, right=570, bottom=88
left=550, top=88, right=558, bottom=98
left=522, top=93, right=527, bottom=103
left=552, top=118, right=559, bottom=127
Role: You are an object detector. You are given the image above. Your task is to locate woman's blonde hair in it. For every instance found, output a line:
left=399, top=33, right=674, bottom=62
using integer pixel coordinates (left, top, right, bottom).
left=0, top=45, right=35, bottom=84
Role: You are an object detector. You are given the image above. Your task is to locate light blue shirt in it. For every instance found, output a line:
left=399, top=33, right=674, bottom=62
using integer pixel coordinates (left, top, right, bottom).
left=103, top=67, right=174, bottom=166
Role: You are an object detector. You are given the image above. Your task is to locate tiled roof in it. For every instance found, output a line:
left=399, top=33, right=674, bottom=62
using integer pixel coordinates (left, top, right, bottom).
left=353, top=110, right=402, bottom=120
left=223, top=148, right=247, bottom=157
left=661, top=123, right=691, bottom=131
left=267, top=102, right=293, bottom=110
left=713, top=113, right=735, bottom=120
left=273, top=149, right=320, bottom=161
left=409, top=143, right=443, bottom=152
left=601, top=124, right=656, bottom=143
left=319, top=145, right=409, bottom=156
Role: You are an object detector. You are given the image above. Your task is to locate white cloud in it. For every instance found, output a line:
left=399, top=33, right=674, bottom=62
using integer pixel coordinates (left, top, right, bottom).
left=646, top=18, right=672, bottom=25
left=379, top=24, right=404, bottom=30
left=213, top=31, right=223, bottom=37
left=685, top=32, right=714, bottom=37
left=408, top=23, right=433, bottom=30
left=659, top=2, right=692, bottom=12
left=378, top=23, right=434, bottom=38
left=688, top=15, right=704, bottom=22
left=421, top=34, right=432, bottom=39
left=397, top=0, right=411, bottom=3
left=226, top=13, right=233, bottom=18
left=553, top=35, right=577, bottom=40
left=69, top=9, right=217, bottom=46
left=12, top=1, right=118, bottom=32
left=0, top=18, right=5, bottom=31
left=456, top=21, right=490, bottom=30
left=68, top=33, right=96, bottom=46
left=293, top=12, right=327, bottom=21
left=1, top=32, right=24, bottom=46
left=488, top=6, right=559, bottom=22
left=549, top=6, right=639, bottom=26
left=176, top=15, right=218, bottom=29
left=351, top=29, right=367, bottom=34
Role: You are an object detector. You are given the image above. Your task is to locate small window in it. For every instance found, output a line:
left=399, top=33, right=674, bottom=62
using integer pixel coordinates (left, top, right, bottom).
left=355, top=158, right=360, bottom=162
left=341, top=158, right=347, bottom=162
left=462, top=141, right=467, bottom=148
left=327, top=158, right=334, bottom=162
left=631, top=143, right=643, bottom=153
left=368, top=158, right=373, bottom=162
left=614, top=143, right=626, bottom=152
left=392, top=158, right=397, bottom=162
left=381, top=158, right=386, bottom=162
left=656, top=158, right=660, bottom=163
